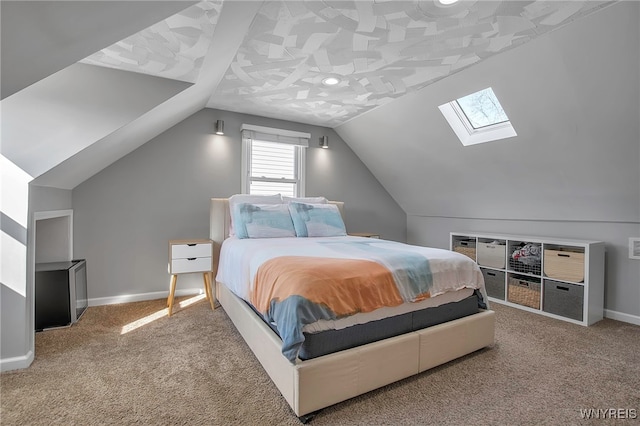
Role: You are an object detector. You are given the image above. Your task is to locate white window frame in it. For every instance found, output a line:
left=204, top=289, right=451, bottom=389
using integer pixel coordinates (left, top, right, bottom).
left=439, top=89, right=517, bottom=146
left=241, top=124, right=307, bottom=197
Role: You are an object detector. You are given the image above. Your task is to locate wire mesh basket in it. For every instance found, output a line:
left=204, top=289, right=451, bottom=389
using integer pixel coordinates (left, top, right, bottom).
left=508, top=241, right=542, bottom=275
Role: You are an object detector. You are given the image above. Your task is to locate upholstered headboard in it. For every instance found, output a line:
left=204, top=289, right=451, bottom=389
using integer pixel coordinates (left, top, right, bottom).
left=209, top=198, right=345, bottom=275
left=209, top=198, right=232, bottom=246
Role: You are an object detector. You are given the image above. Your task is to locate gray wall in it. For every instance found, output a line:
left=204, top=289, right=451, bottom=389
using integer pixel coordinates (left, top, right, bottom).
left=31, top=185, right=74, bottom=263
left=1, top=185, right=72, bottom=364
left=336, top=2, right=640, bottom=319
left=30, top=186, right=73, bottom=212
left=0, top=276, right=29, bottom=362
left=72, top=108, right=406, bottom=302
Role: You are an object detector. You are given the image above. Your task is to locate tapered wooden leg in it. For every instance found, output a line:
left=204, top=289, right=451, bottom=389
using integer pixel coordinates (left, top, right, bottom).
left=202, top=273, right=210, bottom=301
left=168, top=274, right=177, bottom=317
left=203, top=272, right=215, bottom=310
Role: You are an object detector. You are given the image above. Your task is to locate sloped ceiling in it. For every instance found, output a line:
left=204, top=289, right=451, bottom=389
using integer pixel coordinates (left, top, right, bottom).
left=335, top=1, right=639, bottom=223
left=80, top=1, right=221, bottom=84
left=0, top=0, right=618, bottom=190
left=82, top=0, right=613, bottom=127
left=0, top=1, right=196, bottom=99
left=2, top=1, right=260, bottom=188
left=2, top=64, right=192, bottom=178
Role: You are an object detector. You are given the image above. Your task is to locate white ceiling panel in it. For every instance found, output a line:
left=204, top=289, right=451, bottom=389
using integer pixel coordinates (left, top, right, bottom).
left=80, top=1, right=224, bottom=83
left=73, top=1, right=613, bottom=128
left=205, top=0, right=612, bottom=126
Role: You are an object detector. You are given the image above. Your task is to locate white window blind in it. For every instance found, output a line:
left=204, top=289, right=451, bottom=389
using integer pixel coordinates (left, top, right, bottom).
left=241, top=125, right=307, bottom=197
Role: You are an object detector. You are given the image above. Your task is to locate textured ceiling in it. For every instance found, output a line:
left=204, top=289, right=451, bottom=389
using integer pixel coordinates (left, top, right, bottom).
left=81, top=0, right=612, bottom=127
left=81, top=1, right=223, bottom=83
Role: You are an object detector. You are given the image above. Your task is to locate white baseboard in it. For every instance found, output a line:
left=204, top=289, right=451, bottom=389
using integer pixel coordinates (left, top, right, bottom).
left=604, top=309, right=640, bottom=326
left=0, top=350, right=34, bottom=372
left=88, top=288, right=204, bottom=307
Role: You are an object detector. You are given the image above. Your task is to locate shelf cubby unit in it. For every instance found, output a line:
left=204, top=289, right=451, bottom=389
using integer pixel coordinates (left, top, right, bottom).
left=450, top=232, right=605, bottom=326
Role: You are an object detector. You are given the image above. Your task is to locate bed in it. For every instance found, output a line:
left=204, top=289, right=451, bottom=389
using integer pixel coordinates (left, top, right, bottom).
left=210, top=197, right=495, bottom=421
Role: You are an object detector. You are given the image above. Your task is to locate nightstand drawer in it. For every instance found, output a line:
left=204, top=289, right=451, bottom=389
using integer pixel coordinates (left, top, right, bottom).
left=171, top=243, right=212, bottom=259
left=170, top=257, right=212, bottom=274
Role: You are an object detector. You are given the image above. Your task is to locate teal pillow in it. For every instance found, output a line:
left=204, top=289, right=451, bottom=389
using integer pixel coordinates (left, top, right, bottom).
left=288, top=202, right=347, bottom=237
left=232, top=203, right=296, bottom=239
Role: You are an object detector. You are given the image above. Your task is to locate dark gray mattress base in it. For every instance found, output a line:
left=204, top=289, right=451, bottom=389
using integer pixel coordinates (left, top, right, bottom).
left=250, top=291, right=482, bottom=361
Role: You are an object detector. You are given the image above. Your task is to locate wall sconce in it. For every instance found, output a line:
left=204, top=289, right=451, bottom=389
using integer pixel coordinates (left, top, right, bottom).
left=319, top=136, right=329, bottom=149
left=215, top=120, right=224, bottom=135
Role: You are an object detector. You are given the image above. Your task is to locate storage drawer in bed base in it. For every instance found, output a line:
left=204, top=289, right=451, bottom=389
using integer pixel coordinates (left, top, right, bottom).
left=217, top=282, right=495, bottom=417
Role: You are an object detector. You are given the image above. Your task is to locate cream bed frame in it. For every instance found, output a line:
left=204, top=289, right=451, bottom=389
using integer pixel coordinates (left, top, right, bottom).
left=210, top=198, right=495, bottom=420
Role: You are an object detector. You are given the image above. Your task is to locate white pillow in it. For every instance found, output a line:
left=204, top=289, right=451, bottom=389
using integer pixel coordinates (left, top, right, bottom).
left=228, top=194, right=282, bottom=236
left=283, top=196, right=328, bottom=204
left=288, top=202, right=347, bottom=237
left=232, top=203, right=296, bottom=239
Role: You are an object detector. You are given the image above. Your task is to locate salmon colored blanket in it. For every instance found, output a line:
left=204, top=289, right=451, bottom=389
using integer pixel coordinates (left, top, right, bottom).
left=251, top=255, right=435, bottom=362
left=251, top=256, right=421, bottom=316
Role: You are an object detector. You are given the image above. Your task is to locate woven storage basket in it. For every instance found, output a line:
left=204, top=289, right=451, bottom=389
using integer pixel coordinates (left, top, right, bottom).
left=453, top=239, right=476, bottom=261
left=507, top=277, right=541, bottom=309
left=454, top=246, right=476, bottom=261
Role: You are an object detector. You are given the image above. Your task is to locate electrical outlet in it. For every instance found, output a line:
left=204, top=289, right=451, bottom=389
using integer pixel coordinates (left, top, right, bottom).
left=630, top=238, right=640, bottom=260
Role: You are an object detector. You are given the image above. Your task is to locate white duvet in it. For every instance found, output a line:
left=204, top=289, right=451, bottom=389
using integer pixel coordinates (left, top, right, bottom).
left=216, top=235, right=487, bottom=333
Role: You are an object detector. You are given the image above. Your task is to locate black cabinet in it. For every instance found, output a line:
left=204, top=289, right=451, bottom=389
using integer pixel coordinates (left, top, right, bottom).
left=35, top=260, right=87, bottom=331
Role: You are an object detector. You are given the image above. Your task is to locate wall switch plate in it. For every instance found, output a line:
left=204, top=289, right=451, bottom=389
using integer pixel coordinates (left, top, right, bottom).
left=629, top=238, right=640, bottom=260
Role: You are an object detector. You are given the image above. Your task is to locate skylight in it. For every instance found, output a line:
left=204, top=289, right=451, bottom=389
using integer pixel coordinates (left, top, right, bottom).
left=455, top=88, right=509, bottom=129
left=439, top=87, right=516, bottom=146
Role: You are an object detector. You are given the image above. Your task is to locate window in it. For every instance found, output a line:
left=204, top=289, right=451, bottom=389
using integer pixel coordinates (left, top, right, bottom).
left=439, top=87, right=516, bottom=146
left=241, top=124, right=308, bottom=197
left=248, top=140, right=300, bottom=196
left=455, top=88, right=509, bottom=129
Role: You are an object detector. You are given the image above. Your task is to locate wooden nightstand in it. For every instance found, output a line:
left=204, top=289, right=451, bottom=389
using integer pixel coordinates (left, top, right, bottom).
left=348, top=232, right=380, bottom=239
left=168, top=239, right=215, bottom=316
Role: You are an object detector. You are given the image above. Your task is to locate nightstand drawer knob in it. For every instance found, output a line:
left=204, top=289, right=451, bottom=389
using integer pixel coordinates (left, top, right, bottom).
left=187, top=243, right=196, bottom=246
left=187, top=257, right=196, bottom=261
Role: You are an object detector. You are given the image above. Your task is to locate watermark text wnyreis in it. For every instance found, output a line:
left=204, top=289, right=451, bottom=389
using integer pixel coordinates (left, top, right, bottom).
left=580, top=408, right=637, bottom=420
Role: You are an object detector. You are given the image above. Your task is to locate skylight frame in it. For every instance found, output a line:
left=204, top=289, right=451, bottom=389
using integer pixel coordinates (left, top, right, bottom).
left=439, top=87, right=517, bottom=146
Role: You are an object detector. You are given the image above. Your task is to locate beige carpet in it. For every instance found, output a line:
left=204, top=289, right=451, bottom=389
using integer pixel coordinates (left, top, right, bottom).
left=2, top=296, right=639, bottom=425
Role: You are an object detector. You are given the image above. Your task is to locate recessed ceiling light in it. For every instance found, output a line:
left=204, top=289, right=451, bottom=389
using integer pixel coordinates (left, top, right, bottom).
left=322, top=77, right=340, bottom=86
left=438, top=0, right=459, bottom=5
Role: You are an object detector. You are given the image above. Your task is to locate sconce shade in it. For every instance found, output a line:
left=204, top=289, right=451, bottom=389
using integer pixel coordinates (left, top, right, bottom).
left=319, top=136, right=329, bottom=149
left=215, top=120, right=224, bottom=135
